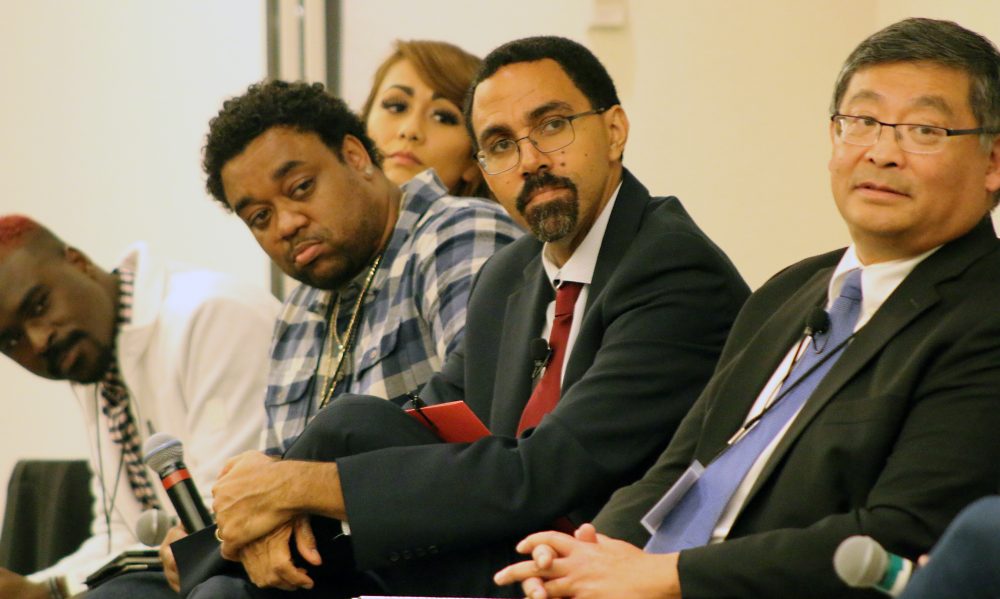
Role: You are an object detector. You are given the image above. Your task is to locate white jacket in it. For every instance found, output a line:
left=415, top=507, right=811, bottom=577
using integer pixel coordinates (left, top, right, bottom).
left=29, top=243, right=279, bottom=594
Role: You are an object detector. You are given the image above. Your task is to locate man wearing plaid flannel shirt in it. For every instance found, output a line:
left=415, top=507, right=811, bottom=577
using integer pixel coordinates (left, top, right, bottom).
left=200, top=81, right=520, bottom=460
left=86, top=78, right=519, bottom=598
left=159, top=80, right=513, bottom=588
left=260, top=161, right=521, bottom=456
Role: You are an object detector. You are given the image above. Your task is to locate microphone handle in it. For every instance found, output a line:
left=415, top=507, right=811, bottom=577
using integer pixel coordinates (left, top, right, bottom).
left=166, top=479, right=213, bottom=532
left=878, top=552, right=916, bottom=597
left=158, top=461, right=214, bottom=532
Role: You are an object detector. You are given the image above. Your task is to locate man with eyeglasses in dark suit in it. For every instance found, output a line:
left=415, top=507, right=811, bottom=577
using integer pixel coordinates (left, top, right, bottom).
left=496, top=17, right=1000, bottom=599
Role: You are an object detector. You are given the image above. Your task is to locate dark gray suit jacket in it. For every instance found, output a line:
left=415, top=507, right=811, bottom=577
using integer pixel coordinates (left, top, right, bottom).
left=336, top=170, right=750, bottom=569
left=595, top=218, right=1000, bottom=598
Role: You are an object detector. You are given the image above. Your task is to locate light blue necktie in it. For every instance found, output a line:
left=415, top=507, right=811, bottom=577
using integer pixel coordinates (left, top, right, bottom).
left=645, top=269, right=863, bottom=554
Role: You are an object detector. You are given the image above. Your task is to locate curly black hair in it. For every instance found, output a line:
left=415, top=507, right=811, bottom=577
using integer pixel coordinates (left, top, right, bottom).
left=203, top=80, right=381, bottom=209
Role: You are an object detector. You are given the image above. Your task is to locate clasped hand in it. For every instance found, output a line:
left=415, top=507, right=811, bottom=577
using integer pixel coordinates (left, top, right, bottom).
left=239, top=516, right=322, bottom=591
left=210, top=450, right=348, bottom=590
left=493, top=523, right=682, bottom=599
left=212, top=451, right=290, bottom=556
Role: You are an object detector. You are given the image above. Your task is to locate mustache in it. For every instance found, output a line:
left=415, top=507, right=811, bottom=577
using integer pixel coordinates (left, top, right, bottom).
left=516, top=172, right=577, bottom=213
left=43, top=330, right=86, bottom=376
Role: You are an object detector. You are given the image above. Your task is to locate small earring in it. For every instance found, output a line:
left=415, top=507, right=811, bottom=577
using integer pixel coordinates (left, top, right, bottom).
left=364, top=165, right=375, bottom=177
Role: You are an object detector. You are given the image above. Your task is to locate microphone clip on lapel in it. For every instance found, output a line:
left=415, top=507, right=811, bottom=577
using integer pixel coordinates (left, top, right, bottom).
left=804, top=306, right=831, bottom=352
left=529, top=337, right=553, bottom=380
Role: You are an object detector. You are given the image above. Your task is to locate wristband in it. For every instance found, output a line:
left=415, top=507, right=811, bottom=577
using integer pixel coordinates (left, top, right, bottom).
left=47, top=576, right=68, bottom=599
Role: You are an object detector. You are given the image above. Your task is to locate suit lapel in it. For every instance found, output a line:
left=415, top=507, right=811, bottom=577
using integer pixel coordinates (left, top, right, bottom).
left=562, top=170, right=649, bottom=386
left=585, top=170, right=649, bottom=312
left=491, top=254, right=553, bottom=435
left=743, top=285, right=933, bottom=503
left=742, top=218, right=998, bottom=505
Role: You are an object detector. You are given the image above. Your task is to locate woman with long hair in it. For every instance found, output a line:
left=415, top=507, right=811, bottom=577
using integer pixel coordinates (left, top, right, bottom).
left=362, top=40, right=489, bottom=199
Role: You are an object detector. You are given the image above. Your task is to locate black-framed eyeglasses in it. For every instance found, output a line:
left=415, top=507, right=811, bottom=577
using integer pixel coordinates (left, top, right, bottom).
left=475, top=107, right=608, bottom=175
left=830, top=113, right=999, bottom=154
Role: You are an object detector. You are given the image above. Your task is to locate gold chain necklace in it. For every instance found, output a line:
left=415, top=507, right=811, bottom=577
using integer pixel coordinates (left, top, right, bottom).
left=319, top=253, right=384, bottom=409
left=328, top=292, right=344, bottom=347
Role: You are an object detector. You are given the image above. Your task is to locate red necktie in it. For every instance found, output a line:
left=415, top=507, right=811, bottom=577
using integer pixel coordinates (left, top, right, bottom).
left=517, top=281, right=584, bottom=435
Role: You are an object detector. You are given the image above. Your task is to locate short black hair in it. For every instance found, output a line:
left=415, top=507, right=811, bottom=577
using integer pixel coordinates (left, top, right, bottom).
left=203, top=80, right=380, bottom=209
left=463, top=36, right=621, bottom=149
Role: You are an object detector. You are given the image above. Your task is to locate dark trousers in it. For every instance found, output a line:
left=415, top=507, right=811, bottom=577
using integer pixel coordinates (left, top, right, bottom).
left=83, top=571, right=174, bottom=599
left=900, top=496, right=1000, bottom=599
left=83, top=570, right=354, bottom=599
left=90, top=397, right=521, bottom=598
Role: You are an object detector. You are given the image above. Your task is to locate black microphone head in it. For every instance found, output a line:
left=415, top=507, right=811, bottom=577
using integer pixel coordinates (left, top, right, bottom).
left=529, top=338, right=551, bottom=362
left=805, top=307, right=831, bottom=336
left=143, top=432, right=184, bottom=475
left=136, top=508, right=172, bottom=546
left=834, top=535, right=889, bottom=588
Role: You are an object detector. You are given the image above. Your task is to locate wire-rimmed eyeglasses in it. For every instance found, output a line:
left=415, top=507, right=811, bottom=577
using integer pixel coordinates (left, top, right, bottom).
left=476, top=107, right=608, bottom=175
left=830, top=113, right=999, bottom=154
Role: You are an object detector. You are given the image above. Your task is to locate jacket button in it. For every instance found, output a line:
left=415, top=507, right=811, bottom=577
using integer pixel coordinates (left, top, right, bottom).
left=389, top=552, right=400, bottom=562
left=428, top=545, right=439, bottom=555
left=402, top=549, right=413, bottom=560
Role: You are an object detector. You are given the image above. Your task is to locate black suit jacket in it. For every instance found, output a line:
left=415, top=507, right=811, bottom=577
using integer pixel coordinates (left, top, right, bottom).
left=594, top=218, right=1000, bottom=598
left=336, top=170, right=750, bottom=569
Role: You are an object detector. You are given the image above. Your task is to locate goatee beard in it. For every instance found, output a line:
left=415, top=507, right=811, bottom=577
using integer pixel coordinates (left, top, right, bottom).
left=516, top=172, right=579, bottom=243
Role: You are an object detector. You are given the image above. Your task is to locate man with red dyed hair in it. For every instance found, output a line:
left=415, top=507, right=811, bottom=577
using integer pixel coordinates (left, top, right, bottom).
left=0, top=216, right=279, bottom=598
left=0, top=217, right=121, bottom=383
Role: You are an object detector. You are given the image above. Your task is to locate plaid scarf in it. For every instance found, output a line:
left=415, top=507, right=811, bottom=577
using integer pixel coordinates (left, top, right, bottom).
left=98, top=268, right=161, bottom=511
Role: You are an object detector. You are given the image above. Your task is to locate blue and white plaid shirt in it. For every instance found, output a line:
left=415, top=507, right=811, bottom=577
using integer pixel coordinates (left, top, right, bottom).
left=264, top=170, right=521, bottom=455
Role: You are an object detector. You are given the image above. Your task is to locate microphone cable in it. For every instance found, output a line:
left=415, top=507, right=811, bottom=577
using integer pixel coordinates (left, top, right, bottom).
left=92, top=386, right=129, bottom=555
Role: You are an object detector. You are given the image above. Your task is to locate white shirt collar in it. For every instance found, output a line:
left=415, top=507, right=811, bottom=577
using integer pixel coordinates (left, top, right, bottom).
left=828, top=244, right=940, bottom=327
left=541, top=181, right=623, bottom=287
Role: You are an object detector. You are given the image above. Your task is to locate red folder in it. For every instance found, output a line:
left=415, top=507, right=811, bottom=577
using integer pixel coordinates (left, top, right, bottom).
left=405, top=400, right=490, bottom=443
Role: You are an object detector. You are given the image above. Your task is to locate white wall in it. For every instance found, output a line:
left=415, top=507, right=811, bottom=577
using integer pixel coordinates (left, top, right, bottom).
left=0, top=1, right=267, bottom=520
left=617, top=1, right=866, bottom=286
left=340, top=2, right=591, bottom=108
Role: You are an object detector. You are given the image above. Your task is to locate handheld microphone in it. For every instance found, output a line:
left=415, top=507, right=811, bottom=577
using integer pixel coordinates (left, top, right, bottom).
left=136, top=508, right=172, bottom=547
left=834, top=535, right=917, bottom=597
left=804, top=306, right=830, bottom=337
left=143, top=433, right=213, bottom=533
